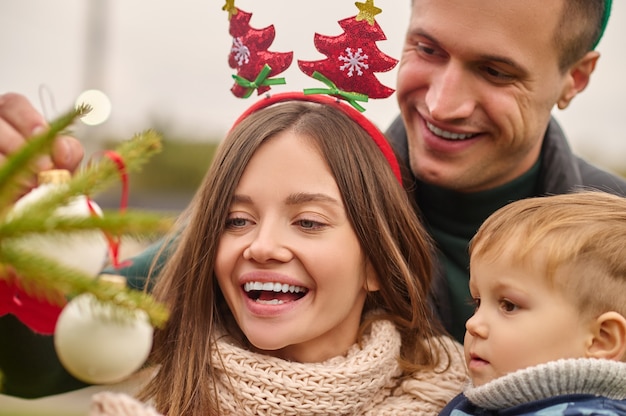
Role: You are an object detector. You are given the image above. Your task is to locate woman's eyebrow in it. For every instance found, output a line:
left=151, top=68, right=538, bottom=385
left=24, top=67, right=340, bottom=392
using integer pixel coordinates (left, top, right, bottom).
left=286, top=192, right=340, bottom=206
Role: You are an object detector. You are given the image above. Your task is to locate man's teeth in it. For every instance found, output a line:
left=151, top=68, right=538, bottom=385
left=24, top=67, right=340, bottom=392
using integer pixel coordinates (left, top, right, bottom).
left=427, top=122, right=476, bottom=140
left=244, top=281, right=306, bottom=294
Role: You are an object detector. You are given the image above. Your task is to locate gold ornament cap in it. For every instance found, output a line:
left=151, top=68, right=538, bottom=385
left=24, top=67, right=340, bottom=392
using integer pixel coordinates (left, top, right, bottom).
left=98, top=274, right=128, bottom=288
left=38, top=169, right=71, bottom=185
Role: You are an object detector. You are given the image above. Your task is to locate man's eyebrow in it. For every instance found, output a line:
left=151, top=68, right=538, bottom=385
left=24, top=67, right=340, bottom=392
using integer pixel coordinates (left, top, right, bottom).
left=409, top=29, right=437, bottom=44
left=285, top=192, right=341, bottom=206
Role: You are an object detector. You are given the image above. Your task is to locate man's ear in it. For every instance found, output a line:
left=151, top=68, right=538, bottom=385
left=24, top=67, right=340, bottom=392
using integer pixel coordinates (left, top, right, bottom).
left=557, top=51, right=600, bottom=110
left=587, top=311, right=626, bottom=361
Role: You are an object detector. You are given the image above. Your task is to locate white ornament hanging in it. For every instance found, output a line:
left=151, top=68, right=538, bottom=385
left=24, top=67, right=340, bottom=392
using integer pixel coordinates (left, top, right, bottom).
left=10, top=169, right=109, bottom=276
left=54, top=275, right=154, bottom=384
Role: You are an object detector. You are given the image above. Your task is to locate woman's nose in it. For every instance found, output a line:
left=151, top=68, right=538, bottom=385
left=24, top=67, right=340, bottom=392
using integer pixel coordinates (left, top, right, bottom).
left=243, top=221, right=293, bottom=263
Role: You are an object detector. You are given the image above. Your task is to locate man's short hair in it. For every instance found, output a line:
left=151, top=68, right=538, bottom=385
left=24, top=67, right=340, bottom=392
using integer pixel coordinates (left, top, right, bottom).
left=556, top=0, right=609, bottom=71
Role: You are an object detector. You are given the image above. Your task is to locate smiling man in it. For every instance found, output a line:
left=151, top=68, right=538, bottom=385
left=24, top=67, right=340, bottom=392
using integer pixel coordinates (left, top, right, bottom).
left=386, top=0, right=626, bottom=341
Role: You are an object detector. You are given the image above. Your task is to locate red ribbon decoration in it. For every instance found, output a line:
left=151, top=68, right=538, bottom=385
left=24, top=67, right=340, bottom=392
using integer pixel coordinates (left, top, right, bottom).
left=86, top=150, right=130, bottom=269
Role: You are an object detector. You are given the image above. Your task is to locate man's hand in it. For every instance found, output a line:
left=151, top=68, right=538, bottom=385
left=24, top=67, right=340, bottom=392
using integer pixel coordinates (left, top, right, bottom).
left=0, top=92, right=85, bottom=191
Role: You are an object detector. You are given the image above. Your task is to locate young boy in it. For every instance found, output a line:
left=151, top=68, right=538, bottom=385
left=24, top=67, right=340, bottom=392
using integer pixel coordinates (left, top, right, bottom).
left=440, top=191, right=626, bottom=416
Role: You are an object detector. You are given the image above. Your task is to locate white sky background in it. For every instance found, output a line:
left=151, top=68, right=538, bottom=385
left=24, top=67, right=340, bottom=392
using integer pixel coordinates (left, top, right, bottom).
left=0, top=0, right=624, bottom=171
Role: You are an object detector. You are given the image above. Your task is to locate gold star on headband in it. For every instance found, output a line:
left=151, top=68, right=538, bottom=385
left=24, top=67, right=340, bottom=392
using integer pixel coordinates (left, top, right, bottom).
left=222, top=0, right=237, bottom=20
left=355, top=0, right=382, bottom=25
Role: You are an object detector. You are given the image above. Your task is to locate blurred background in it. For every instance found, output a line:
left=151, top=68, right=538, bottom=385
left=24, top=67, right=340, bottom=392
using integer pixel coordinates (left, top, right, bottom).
left=1, top=0, right=625, bottom=213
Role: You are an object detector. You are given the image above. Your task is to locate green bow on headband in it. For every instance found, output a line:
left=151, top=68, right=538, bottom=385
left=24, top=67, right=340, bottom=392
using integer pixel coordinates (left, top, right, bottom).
left=232, top=64, right=287, bottom=99
left=303, top=71, right=369, bottom=112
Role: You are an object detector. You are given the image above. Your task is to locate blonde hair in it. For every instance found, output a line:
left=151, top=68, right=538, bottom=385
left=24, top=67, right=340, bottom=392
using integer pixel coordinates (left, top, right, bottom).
left=140, top=100, right=450, bottom=415
left=470, top=191, right=626, bottom=318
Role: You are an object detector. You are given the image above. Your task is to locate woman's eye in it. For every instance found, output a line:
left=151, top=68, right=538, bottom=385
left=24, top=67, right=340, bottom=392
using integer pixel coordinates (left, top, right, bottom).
left=225, top=217, right=249, bottom=228
left=296, top=219, right=325, bottom=230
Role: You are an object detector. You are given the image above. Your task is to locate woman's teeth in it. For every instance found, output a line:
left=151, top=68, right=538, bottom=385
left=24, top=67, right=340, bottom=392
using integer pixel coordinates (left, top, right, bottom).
left=244, top=281, right=306, bottom=294
left=243, top=281, right=308, bottom=305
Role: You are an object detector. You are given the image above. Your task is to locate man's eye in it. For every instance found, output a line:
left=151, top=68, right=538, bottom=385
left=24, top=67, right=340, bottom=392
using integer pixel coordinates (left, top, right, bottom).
left=416, top=43, right=440, bottom=57
left=481, top=65, right=515, bottom=83
left=417, top=45, right=435, bottom=55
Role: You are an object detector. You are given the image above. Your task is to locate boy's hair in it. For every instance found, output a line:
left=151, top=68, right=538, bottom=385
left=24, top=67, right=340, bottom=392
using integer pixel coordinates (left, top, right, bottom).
left=556, top=0, right=610, bottom=71
left=142, top=99, right=448, bottom=415
left=470, top=191, right=626, bottom=318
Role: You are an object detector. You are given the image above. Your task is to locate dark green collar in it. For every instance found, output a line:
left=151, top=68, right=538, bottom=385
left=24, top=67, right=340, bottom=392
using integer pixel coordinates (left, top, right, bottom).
left=417, top=158, right=541, bottom=238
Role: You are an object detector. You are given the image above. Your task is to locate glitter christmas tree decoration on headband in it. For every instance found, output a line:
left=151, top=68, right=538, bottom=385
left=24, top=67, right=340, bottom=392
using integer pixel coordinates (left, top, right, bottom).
left=224, top=1, right=293, bottom=98
left=223, top=0, right=398, bottom=111
left=221, top=0, right=403, bottom=185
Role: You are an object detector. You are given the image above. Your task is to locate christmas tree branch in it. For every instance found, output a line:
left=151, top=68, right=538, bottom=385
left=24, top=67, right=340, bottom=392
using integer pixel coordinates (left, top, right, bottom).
left=0, top=245, right=169, bottom=327
left=5, top=129, right=164, bottom=222
left=76, top=129, right=163, bottom=198
left=0, top=211, right=172, bottom=240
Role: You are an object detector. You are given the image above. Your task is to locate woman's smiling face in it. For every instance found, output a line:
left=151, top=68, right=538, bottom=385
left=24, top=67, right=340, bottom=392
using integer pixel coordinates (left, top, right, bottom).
left=215, top=130, right=378, bottom=363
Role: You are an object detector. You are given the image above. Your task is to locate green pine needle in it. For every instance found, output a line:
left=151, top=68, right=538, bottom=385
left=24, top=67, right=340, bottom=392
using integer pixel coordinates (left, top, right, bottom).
left=0, top=210, right=172, bottom=240
left=1, top=245, right=169, bottom=327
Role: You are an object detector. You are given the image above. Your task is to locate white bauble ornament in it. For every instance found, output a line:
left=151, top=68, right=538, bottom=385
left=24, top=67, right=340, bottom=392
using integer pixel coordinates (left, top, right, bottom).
left=54, top=287, right=154, bottom=384
left=11, top=169, right=109, bottom=276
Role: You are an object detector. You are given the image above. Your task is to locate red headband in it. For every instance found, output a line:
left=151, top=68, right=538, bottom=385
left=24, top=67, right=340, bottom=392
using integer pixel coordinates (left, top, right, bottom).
left=229, top=92, right=402, bottom=184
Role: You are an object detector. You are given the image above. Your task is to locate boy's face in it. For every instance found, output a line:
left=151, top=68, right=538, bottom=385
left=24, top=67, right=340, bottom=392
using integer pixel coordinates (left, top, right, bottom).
left=396, top=0, right=573, bottom=193
left=464, top=248, right=594, bottom=386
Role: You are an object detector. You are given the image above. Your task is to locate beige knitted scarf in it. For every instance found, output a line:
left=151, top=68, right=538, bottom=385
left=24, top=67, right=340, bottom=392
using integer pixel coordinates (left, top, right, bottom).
left=213, top=319, right=401, bottom=415
left=91, top=320, right=467, bottom=416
